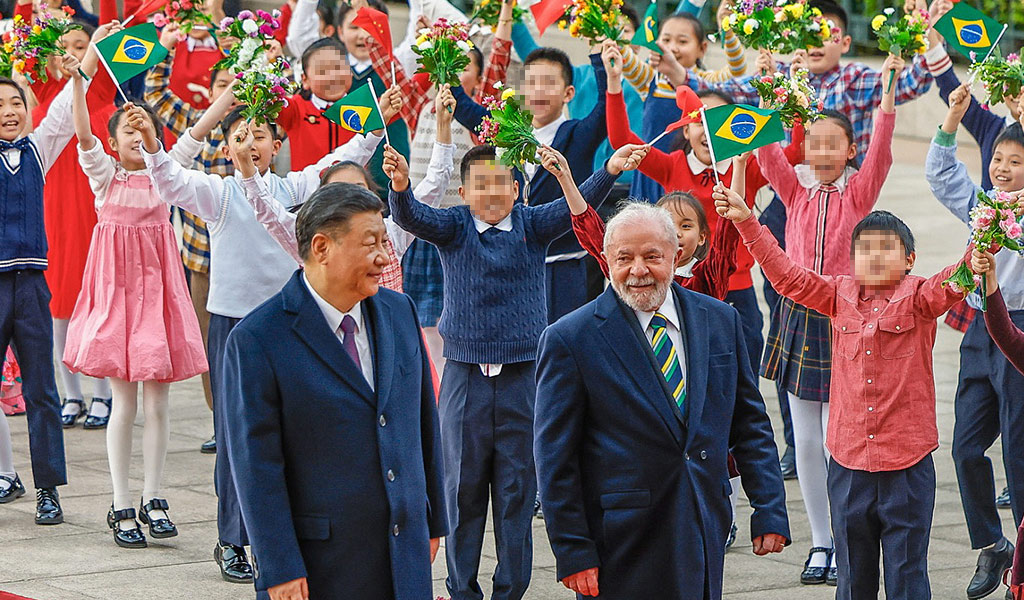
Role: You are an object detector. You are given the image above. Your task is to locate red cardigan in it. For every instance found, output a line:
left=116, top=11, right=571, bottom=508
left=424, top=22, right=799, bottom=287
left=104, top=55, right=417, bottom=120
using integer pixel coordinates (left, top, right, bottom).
left=277, top=94, right=358, bottom=170
left=606, top=90, right=804, bottom=290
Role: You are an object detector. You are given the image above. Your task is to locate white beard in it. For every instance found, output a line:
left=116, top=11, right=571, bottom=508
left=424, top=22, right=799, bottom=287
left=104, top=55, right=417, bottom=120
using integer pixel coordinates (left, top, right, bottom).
left=611, top=275, right=671, bottom=313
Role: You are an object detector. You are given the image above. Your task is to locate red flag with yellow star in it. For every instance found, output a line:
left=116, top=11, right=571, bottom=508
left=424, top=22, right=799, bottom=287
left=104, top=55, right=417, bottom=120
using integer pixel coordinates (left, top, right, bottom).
left=530, top=0, right=572, bottom=35
left=352, top=6, right=392, bottom=59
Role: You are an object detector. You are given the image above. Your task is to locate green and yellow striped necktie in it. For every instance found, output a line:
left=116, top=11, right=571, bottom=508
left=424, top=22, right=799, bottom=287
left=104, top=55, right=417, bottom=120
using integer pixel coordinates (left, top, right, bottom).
left=649, top=312, right=685, bottom=408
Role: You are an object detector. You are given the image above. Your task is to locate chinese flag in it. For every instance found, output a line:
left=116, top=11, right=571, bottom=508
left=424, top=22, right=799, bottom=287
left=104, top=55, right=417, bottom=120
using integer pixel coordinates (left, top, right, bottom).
left=530, top=0, right=572, bottom=36
left=352, top=6, right=393, bottom=58
left=127, top=0, right=168, bottom=21
left=665, top=86, right=704, bottom=133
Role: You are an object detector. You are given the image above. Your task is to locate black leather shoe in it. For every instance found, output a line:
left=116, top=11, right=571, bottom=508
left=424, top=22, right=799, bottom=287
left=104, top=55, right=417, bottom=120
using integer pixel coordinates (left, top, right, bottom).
left=780, top=445, right=797, bottom=480
left=139, top=498, right=178, bottom=538
left=826, top=565, right=838, bottom=586
left=215, top=542, right=254, bottom=583
left=534, top=492, right=543, bottom=519
left=83, top=398, right=112, bottom=430
left=60, top=399, right=87, bottom=428
left=108, top=506, right=147, bottom=548
left=725, top=522, right=737, bottom=551
left=800, top=547, right=831, bottom=585
left=997, top=486, right=1011, bottom=509
left=200, top=435, right=217, bottom=454
left=0, top=474, right=25, bottom=503
left=968, top=539, right=1015, bottom=599
left=35, top=488, right=63, bottom=525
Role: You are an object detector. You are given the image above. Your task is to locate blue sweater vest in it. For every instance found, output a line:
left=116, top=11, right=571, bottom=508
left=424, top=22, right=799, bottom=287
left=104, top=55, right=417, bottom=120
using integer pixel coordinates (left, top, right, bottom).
left=0, top=141, right=48, bottom=271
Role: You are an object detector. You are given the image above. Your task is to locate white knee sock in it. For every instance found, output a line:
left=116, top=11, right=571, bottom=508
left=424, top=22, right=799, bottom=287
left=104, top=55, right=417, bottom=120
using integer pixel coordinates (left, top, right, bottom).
left=52, top=319, right=84, bottom=405
left=729, top=475, right=741, bottom=520
left=93, top=377, right=112, bottom=401
left=0, top=410, right=14, bottom=490
left=789, top=393, right=833, bottom=567
left=107, top=378, right=138, bottom=530
left=141, top=381, right=171, bottom=520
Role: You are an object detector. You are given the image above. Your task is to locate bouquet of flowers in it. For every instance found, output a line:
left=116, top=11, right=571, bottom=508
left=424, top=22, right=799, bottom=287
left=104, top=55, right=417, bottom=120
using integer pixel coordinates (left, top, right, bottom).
left=1, top=7, right=81, bottom=84
left=152, top=0, right=214, bottom=35
left=412, top=18, right=474, bottom=87
left=0, top=49, right=12, bottom=79
left=564, top=0, right=623, bottom=45
left=944, top=189, right=1024, bottom=308
left=477, top=84, right=542, bottom=168
left=969, top=52, right=1024, bottom=106
left=212, top=9, right=281, bottom=71
left=232, top=56, right=299, bottom=124
left=750, top=69, right=822, bottom=127
left=470, top=0, right=526, bottom=31
left=871, top=6, right=928, bottom=59
left=721, top=0, right=834, bottom=55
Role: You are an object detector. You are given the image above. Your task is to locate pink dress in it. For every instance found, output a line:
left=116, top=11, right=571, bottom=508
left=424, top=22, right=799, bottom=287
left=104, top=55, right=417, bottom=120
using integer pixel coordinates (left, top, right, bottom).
left=63, top=143, right=208, bottom=383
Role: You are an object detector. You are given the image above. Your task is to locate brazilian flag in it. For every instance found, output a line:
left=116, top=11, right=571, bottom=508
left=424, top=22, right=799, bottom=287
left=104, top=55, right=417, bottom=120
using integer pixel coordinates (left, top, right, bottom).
left=934, top=2, right=1005, bottom=61
left=703, top=104, right=785, bottom=162
left=631, top=1, right=660, bottom=53
left=323, top=85, right=385, bottom=136
left=94, top=23, right=167, bottom=84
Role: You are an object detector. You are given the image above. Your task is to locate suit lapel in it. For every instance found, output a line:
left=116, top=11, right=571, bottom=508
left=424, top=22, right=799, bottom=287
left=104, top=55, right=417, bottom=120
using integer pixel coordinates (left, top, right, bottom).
left=675, top=286, right=709, bottom=443
left=364, top=294, right=395, bottom=413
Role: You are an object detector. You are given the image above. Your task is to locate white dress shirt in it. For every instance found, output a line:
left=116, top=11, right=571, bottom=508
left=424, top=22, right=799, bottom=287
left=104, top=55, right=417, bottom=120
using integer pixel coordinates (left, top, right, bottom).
left=303, top=273, right=375, bottom=390
left=1, top=78, right=80, bottom=173
left=634, top=293, right=686, bottom=388
left=794, top=163, right=855, bottom=196
left=470, top=213, right=514, bottom=376
left=524, top=115, right=567, bottom=182
left=686, top=151, right=730, bottom=177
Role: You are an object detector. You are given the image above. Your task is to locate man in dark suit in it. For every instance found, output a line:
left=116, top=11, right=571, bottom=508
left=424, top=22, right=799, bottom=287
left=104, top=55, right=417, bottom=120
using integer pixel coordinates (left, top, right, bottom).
left=220, top=183, right=447, bottom=600
left=534, top=202, right=790, bottom=599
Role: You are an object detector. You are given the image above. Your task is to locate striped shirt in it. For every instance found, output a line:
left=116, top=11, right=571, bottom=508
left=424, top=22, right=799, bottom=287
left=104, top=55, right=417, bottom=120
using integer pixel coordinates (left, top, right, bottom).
left=621, top=30, right=746, bottom=101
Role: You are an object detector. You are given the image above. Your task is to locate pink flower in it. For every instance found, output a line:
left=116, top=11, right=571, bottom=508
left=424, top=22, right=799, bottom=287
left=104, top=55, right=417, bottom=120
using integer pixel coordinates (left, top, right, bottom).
left=948, top=280, right=964, bottom=294
left=237, top=9, right=254, bottom=19
left=973, top=214, right=993, bottom=229
left=153, top=13, right=168, bottom=27
left=270, top=85, right=286, bottom=97
left=1007, top=222, right=1024, bottom=239
left=760, top=75, right=772, bottom=83
left=1008, top=53, right=1020, bottom=63
left=260, top=24, right=274, bottom=35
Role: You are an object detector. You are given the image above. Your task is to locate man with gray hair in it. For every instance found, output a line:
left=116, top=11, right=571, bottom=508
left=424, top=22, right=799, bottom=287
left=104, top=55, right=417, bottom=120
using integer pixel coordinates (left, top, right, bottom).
left=220, top=183, right=446, bottom=600
left=534, top=202, right=790, bottom=599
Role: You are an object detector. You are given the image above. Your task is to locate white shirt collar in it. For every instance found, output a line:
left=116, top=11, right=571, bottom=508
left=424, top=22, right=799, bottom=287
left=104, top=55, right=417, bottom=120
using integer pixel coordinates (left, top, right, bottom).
left=349, top=54, right=372, bottom=74
left=674, top=257, right=697, bottom=279
left=472, top=212, right=513, bottom=234
left=633, top=290, right=681, bottom=333
left=186, top=34, right=219, bottom=52
left=310, top=93, right=331, bottom=111
left=302, top=273, right=363, bottom=336
left=533, top=115, right=567, bottom=147
left=794, top=164, right=855, bottom=195
left=686, top=151, right=730, bottom=176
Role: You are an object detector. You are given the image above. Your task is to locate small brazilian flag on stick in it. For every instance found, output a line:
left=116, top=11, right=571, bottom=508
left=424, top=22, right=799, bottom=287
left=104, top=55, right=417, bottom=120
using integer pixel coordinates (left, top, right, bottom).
left=324, top=84, right=385, bottom=136
left=631, top=1, right=660, bottom=53
left=702, top=104, right=785, bottom=162
left=93, top=23, right=167, bottom=84
left=933, top=2, right=1006, bottom=62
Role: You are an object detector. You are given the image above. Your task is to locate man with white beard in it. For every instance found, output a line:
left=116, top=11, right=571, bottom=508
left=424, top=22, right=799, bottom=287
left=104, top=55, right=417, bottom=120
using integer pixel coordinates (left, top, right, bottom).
left=533, top=202, right=790, bottom=599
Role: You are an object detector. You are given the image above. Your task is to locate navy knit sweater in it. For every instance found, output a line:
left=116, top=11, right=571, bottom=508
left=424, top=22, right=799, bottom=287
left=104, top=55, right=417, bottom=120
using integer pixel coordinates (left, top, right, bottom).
left=390, top=167, right=617, bottom=364
left=0, top=141, right=48, bottom=272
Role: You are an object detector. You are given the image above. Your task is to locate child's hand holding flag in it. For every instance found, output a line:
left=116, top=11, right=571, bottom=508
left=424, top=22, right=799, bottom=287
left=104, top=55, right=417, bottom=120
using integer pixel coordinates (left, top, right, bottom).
left=607, top=143, right=650, bottom=175
left=382, top=144, right=411, bottom=192
left=713, top=183, right=751, bottom=222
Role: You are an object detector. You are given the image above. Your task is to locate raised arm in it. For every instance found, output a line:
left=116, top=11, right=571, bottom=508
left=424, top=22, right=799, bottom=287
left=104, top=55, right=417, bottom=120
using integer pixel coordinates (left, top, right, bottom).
left=925, top=84, right=983, bottom=224
left=185, top=80, right=238, bottom=146
left=33, top=55, right=85, bottom=173
left=367, top=37, right=430, bottom=132
left=451, top=84, right=489, bottom=134
left=73, top=79, right=115, bottom=203
left=915, top=246, right=973, bottom=320
left=286, top=0, right=319, bottom=58
left=847, top=108, right=895, bottom=213
left=287, top=130, right=386, bottom=201
left=383, top=145, right=462, bottom=246
left=145, top=27, right=200, bottom=139
left=141, top=121, right=228, bottom=223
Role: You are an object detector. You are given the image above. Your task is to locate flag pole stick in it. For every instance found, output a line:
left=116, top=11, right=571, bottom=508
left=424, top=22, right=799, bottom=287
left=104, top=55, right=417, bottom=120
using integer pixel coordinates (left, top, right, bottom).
left=90, top=42, right=130, bottom=104
left=967, top=24, right=1008, bottom=87
left=648, top=128, right=672, bottom=146
left=367, top=78, right=391, bottom=147
left=122, top=14, right=135, bottom=26
left=698, top=106, right=722, bottom=187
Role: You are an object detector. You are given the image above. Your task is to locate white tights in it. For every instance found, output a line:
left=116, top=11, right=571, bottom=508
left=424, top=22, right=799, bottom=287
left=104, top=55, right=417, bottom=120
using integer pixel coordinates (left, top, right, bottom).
left=53, top=319, right=111, bottom=417
left=0, top=410, right=13, bottom=489
left=423, top=326, right=445, bottom=375
left=107, top=378, right=170, bottom=528
left=789, top=393, right=834, bottom=568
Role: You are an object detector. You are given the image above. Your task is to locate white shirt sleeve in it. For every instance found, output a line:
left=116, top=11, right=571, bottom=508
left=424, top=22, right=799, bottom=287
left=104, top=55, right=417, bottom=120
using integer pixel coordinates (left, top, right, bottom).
left=143, top=146, right=227, bottom=224
left=286, top=0, right=321, bottom=60
left=168, top=127, right=206, bottom=168
left=32, top=78, right=85, bottom=173
left=286, top=131, right=385, bottom=202
left=241, top=174, right=302, bottom=264
left=76, top=141, right=117, bottom=211
left=389, top=141, right=454, bottom=259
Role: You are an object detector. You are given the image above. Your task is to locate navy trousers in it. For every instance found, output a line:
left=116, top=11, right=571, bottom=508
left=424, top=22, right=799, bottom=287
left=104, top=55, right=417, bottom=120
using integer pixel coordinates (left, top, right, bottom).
left=0, top=271, right=66, bottom=488
left=545, top=258, right=589, bottom=325
left=952, top=309, right=1024, bottom=548
left=829, top=455, right=935, bottom=600
left=208, top=313, right=248, bottom=547
left=724, top=285, right=764, bottom=381
left=440, top=360, right=536, bottom=600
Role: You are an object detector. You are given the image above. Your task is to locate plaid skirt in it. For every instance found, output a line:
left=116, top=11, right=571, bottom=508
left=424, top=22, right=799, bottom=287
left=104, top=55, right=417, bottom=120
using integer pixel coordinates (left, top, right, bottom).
left=402, top=238, right=444, bottom=327
left=760, top=297, right=832, bottom=403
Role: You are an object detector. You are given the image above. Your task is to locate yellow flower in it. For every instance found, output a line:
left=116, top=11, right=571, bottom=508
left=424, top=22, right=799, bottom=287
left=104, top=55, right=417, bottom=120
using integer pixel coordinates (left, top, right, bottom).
left=32, top=25, right=42, bottom=34
left=415, top=34, right=428, bottom=46
left=820, top=22, right=831, bottom=39
left=569, top=20, right=581, bottom=36
left=558, top=20, right=568, bottom=30
left=13, top=59, right=24, bottom=72
left=2, top=43, right=13, bottom=53
left=783, top=3, right=804, bottom=18
left=13, top=14, right=22, bottom=22
left=501, top=88, right=515, bottom=100
left=720, top=16, right=732, bottom=31
left=914, top=34, right=924, bottom=46
left=742, top=19, right=758, bottom=35
left=871, top=15, right=886, bottom=31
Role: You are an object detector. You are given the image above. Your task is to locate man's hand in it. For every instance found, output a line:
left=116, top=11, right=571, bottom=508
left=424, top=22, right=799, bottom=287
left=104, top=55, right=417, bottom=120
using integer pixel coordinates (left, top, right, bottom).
left=268, top=577, right=309, bottom=600
left=752, top=533, right=787, bottom=556
left=382, top=144, right=411, bottom=192
left=159, top=22, right=183, bottom=50
left=562, top=567, right=599, bottom=596
left=430, top=537, right=440, bottom=564
left=606, top=143, right=649, bottom=175
left=538, top=144, right=571, bottom=179
left=379, top=85, right=403, bottom=125
left=713, top=183, right=751, bottom=222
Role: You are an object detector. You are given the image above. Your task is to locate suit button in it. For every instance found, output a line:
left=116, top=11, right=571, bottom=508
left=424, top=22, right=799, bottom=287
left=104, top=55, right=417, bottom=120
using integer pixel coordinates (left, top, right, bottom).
left=387, top=469, right=395, bottom=482
left=379, top=414, right=386, bottom=427
left=393, top=524, right=400, bottom=536
left=700, top=450, right=708, bottom=460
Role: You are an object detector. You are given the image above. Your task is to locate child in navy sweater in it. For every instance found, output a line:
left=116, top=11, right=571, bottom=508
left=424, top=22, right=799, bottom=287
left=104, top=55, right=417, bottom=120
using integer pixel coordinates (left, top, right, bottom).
left=384, top=141, right=644, bottom=600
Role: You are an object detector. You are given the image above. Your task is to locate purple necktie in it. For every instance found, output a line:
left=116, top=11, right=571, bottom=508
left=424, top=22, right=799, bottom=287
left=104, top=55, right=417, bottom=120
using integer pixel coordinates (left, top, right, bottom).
left=340, top=315, right=361, bottom=370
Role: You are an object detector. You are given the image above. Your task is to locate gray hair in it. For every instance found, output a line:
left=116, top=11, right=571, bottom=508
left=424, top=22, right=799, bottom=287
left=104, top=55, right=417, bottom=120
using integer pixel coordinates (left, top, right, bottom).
left=603, top=202, right=678, bottom=254
left=295, top=182, right=384, bottom=260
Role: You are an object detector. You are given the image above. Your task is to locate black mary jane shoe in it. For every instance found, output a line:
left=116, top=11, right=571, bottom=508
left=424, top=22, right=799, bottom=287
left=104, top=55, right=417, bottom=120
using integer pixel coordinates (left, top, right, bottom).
left=826, top=565, right=838, bottom=586
left=0, top=474, right=25, bottom=503
left=60, top=399, right=88, bottom=428
left=139, top=497, right=178, bottom=538
left=800, top=547, right=832, bottom=585
left=83, top=398, right=112, bottom=430
left=200, top=435, right=217, bottom=454
left=215, top=542, right=254, bottom=583
left=108, top=506, right=147, bottom=548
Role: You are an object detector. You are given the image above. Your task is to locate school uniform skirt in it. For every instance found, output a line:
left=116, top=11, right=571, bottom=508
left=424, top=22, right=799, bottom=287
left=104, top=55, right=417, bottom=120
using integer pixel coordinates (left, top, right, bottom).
left=760, top=297, right=832, bottom=403
left=402, top=238, right=444, bottom=328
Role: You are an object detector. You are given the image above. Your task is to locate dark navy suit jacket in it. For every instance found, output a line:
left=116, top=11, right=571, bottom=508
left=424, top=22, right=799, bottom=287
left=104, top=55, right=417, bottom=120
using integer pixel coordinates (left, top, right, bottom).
left=534, top=284, right=789, bottom=599
left=221, top=271, right=446, bottom=599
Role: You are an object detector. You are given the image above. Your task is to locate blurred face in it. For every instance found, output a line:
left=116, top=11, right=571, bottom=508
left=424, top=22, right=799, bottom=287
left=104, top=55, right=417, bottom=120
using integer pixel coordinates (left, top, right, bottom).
left=524, top=60, right=573, bottom=127
left=669, top=202, right=707, bottom=266
left=0, top=84, right=28, bottom=141
left=341, top=10, right=370, bottom=61
left=659, top=17, right=706, bottom=69
left=686, top=94, right=727, bottom=165
left=459, top=57, right=483, bottom=97
left=225, top=120, right=281, bottom=173
left=318, top=211, right=391, bottom=300
left=209, top=70, right=235, bottom=103
left=108, top=112, right=147, bottom=167
left=805, top=117, right=855, bottom=184
left=620, top=15, right=636, bottom=44
left=807, top=16, right=849, bottom=74
left=62, top=29, right=90, bottom=61
left=459, top=160, right=519, bottom=224
left=605, top=219, right=682, bottom=312
left=852, top=230, right=914, bottom=291
left=324, top=166, right=370, bottom=188
left=301, top=47, right=351, bottom=102
left=989, top=141, right=1024, bottom=192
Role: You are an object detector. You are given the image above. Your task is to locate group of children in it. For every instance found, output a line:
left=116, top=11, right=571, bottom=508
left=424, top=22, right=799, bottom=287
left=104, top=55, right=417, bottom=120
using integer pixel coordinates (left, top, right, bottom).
left=0, top=0, right=1023, bottom=598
